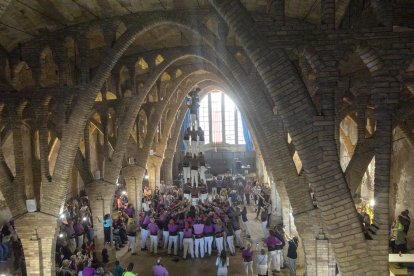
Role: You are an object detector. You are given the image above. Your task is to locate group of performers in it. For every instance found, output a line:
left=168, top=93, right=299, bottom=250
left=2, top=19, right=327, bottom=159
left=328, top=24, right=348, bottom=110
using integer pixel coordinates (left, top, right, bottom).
left=182, top=87, right=207, bottom=188
left=124, top=191, right=249, bottom=260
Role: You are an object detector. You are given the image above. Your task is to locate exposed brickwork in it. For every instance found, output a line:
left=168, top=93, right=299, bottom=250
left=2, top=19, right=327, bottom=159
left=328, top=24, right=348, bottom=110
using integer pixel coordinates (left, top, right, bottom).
left=0, top=2, right=412, bottom=274
left=15, top=212, right=58, bottom=276
left=208, top=0, right=372, bottom=273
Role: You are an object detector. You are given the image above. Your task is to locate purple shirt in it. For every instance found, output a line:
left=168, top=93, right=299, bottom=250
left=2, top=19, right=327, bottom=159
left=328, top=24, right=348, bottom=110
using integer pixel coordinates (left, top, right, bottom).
left=193, top=224, right=204, bottom=235
left=74, top=223, right=84, bottom=235
left=177, top=219, right=184, bottom=231
left=183, top=228, right=193, bottom=238
left=214, top=224, right=222, bottom=233
left=66, top=225, right=75, bottom=237
left=124, top=207, right=135, bottom=217
left=141, top=216, right=150, bottom=228
left=242, top=248, right=253, bottom=262
left=204, top=224, right=213, bottom=234
left=148, top=223, right=159, bottom=235
left=152, top=264, right=169, bottom=276
left=266, top=235, right=282, bottom=250
left=168, top=223, right=178, bottom=234
left=82, top=267, right=96, bottom=276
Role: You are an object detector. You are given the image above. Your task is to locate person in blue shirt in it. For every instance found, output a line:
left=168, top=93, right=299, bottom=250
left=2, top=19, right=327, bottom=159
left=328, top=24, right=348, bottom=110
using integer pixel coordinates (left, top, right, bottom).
left=103, top=214, right=112, bottom=244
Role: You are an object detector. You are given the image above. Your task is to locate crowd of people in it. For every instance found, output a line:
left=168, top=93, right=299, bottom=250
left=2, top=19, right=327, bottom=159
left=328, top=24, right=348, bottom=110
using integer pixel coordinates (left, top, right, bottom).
left=106, top=175, right=300, bottom=275
left=390, top=209, right=411, bottom=257
left=0, top=220, right=25, bottom=275
left=53, top=174, right=304, bottom=276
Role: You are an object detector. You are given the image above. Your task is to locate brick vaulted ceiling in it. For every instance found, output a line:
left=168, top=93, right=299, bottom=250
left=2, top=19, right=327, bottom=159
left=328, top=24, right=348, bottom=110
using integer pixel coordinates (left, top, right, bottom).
left=0, top=0, right=350, bottom=52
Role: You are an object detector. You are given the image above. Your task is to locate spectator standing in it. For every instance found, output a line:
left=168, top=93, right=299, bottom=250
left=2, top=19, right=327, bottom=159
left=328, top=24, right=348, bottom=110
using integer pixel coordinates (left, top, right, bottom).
left=286, top=235, right=299, bottom=276
left=242, top=243, right=254, bottom=276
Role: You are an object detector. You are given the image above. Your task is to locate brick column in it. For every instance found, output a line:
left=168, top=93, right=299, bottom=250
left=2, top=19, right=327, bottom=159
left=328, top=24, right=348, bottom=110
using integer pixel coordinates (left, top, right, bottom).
left=85, top=180, right=117, bottom=261
left=368, top=102, right=394, bottom=272
left=123, top=165, right=145, bottom=213
left=9, top=108, right=29, bottom=216
left=147, top=154, right=163, bottom=190
left=161, top=154, right=174, bottom=184
left=15, top=212, right=58, bottom=276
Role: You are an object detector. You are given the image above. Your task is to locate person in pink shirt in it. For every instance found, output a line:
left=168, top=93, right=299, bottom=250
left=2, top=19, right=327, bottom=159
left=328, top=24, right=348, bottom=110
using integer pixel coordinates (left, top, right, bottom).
left=148, top=217, right=160, bottom=254
left=182, top=222, right=194, bottom=259
left=152, top=258, right=169, bottom=276
left=242, top=242, right=254, bottom=276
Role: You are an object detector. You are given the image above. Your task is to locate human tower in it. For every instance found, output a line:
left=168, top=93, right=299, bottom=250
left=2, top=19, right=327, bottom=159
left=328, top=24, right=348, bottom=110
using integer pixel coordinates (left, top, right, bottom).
left=182, top=88, right=207, bottom=189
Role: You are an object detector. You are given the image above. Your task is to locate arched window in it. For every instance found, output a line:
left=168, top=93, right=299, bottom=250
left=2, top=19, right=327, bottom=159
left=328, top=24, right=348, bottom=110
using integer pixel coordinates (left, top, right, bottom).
left=198, top=91, right=248, bottom=145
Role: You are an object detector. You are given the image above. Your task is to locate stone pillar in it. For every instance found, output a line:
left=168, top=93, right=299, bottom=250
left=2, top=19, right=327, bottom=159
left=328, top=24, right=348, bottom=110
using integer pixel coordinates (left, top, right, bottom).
left=15, top=212, right=58, bottom=276
left=256, top=152, right=265, bottom=182
left=85, top=180, right=116, bottom=260
left=368, top=102, right=394, bottom=271
left=147, top=155, right=163, bottom=190
left=161, top=156, right=173, bottom=184
left=270, top=179, right=283, bottom=226
left=294, top=209, right=324, bottom=276
left=123, top=165, right=145, bottom=212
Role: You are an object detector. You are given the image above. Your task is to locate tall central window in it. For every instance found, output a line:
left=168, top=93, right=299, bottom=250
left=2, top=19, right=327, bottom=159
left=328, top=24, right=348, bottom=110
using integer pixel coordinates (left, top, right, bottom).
left=198, top=91, right=247, bottom=145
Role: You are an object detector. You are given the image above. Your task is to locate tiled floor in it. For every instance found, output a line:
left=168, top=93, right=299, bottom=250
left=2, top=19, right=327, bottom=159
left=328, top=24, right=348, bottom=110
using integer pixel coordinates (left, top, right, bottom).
left=116, top=204, right=304, bottom=275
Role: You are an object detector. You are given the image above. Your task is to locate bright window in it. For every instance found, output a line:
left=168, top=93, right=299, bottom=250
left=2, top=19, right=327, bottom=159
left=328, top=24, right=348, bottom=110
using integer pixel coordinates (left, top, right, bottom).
left=224, top=94, right=236, bottom=144
left=237, top=110, right=246, bottom=145
left=195, top=91, right=248, bottom=145
left=210, top=92, right=223, bottom=143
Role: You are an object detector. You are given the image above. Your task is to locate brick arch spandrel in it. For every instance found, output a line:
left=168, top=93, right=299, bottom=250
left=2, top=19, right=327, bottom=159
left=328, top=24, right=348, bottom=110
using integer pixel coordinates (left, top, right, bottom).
left=208, top=0, right=370, bottom=273
left=40, top=17, right=218, bottom=216
left=135, top=72, right=221, bottom=169
left=102, top=54, right=221, bottom=184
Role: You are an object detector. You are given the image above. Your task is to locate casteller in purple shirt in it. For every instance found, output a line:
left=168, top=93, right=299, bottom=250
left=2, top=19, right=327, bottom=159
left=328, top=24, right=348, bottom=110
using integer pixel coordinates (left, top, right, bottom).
left=82, top=266, right=96, bottom=276
left=152, top=264, right=169, bottom=276
left=124, top=207, right=135, bottom=218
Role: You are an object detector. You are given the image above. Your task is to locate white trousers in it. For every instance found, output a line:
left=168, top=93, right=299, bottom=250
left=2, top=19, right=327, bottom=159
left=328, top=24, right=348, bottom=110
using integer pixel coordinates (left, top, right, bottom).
left=244, top=261, right=254, bottom=276
left=191, top=169, right=198, bottom=187
left=77, top=235, right=83, bottom=249
left=150, top=235, right=158, bottom=254
left=183, top=238, right=194, bottom=259
left=127, top=235, right=136, bottom=253
left=140, top=229, right=148, bottom=249
left=262, top=221, right=268, bottom=239
left=190, top=114, right=197, bottom=126
left=178, top=231, right=184, bottom=250
left=241, top=221, right=251, bottom=236
left=183, top=167, right=190, bottom=183
left=183, top=140, right=190, bottom=153
left=204, top=236, right=213, bottom=255
left=168, top=235, right=178, bottom=255
left=200, top=166, right=207, bottom=184
left=269, top=250, right=281, bottom=271
left=226, top=235, right=235, bottom=254
left=163, top=230, right=169, bottom=249
left=212, top=187, right=217, bottom=197
left=279, top=249, right=285, bottom=268
left=215, top=236, right=224, bottom=255
left=234, top=229, right=244, bottom=248
left=192, top=141, right=199, bottom=155
left=199, top=141, right=205, bottom=152
left=194, top=238, right=205, bottom=258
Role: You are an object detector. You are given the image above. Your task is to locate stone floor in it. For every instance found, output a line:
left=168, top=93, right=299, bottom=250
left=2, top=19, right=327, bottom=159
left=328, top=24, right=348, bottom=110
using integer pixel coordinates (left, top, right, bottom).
left=116, top=204, right=305, bottom=275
